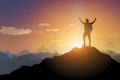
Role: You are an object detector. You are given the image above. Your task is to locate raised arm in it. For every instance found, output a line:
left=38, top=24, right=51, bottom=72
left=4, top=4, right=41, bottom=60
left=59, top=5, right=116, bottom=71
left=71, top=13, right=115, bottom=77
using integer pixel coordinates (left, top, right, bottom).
left=91, top=18, right=97, bottom=24
left=79, top=17, right=85, bottom=24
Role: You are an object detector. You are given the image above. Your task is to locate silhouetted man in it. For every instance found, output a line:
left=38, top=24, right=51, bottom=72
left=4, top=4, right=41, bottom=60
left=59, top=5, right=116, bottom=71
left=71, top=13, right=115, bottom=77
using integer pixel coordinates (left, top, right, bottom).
left=79, top=17, right=96, bottom=47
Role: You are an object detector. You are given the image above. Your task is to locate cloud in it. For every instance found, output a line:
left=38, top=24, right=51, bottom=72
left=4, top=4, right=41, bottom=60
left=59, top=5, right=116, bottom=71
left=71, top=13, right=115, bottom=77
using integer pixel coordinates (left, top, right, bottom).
left=105, top=34, right=120, bottom=37
left=38, top=23, right=50, bottom=27
left=33, top=31, right=44, bottom=34
left=69, top=24, right=75, bottom=26
left=0, top=26, right=32, bottom=36
left=45, top=28, right=59, bottom=32
left=93, top=33, right=120, bottom=37
left=50, top=40, right=62, bottom=43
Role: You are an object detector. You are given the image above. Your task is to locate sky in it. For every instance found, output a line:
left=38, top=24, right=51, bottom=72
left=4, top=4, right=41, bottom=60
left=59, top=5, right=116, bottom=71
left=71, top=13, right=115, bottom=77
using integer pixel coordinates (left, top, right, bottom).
left=0, top=0, right=120, bottom=54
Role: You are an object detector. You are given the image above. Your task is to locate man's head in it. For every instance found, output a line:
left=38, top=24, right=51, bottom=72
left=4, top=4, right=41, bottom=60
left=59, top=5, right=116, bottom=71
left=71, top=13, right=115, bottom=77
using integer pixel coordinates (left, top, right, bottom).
left=86, top=19, right=89, bottom=23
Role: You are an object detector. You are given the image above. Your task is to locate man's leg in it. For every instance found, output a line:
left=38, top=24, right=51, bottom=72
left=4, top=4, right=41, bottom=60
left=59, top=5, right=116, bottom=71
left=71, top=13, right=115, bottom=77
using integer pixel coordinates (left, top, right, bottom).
left=88, top=33, right=91, bottom=47
left=83, top=33, right=86, bottom=46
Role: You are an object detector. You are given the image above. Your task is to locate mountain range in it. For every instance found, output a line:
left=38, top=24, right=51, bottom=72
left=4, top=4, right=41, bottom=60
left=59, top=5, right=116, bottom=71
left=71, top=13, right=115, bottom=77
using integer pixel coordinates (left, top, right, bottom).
left=0, top=47, right=55, bottom=75
left=0, top=46, right=120, bottom=80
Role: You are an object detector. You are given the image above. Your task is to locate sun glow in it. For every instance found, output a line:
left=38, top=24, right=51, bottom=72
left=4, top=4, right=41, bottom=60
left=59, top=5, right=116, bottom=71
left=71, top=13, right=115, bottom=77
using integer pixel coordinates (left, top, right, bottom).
left=71, top=40, right=83, bottom=48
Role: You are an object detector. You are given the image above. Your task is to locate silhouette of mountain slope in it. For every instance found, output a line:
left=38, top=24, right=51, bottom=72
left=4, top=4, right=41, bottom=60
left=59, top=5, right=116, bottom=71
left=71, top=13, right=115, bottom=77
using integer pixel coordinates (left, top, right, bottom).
left=0, top=49, right=54, bottom=75
left=0, top=46, right=120, bottom=80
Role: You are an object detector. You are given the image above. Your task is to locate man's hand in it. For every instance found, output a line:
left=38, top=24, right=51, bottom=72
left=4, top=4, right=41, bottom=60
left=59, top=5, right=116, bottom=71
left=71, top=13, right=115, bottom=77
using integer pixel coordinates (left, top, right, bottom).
left=91, top=18, right=97, bottom=24
left=79, top=17, right=84, bottom=24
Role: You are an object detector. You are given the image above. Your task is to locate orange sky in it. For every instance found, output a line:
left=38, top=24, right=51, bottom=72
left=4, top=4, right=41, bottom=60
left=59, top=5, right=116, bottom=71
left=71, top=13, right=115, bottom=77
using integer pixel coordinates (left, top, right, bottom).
left=0, top=0, right=120, bottom=54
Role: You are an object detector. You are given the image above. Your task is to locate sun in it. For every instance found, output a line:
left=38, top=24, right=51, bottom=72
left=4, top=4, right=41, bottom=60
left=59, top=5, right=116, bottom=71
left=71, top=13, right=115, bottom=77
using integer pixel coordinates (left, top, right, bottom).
left=71, top=40, right=83, bottom=48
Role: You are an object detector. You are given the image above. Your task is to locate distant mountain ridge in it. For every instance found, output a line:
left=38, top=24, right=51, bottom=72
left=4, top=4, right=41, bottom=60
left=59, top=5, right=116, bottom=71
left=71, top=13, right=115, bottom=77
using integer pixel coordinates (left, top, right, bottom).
left=0, top=48, right=54, bottom=75
left=0, top=46, right=120, bottom=80
left=0, top=51, right=14, bottom=61
left=102, top=50, right=120, bottom=63
left=18, top=50, right=30, bottom=56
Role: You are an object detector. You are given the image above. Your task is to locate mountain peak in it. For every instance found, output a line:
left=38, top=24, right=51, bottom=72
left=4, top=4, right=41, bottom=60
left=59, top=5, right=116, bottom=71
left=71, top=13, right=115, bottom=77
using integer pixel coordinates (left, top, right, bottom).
left=18, top=50, right=30, bottom=56
left=44, top=46, right=114, bottom=78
